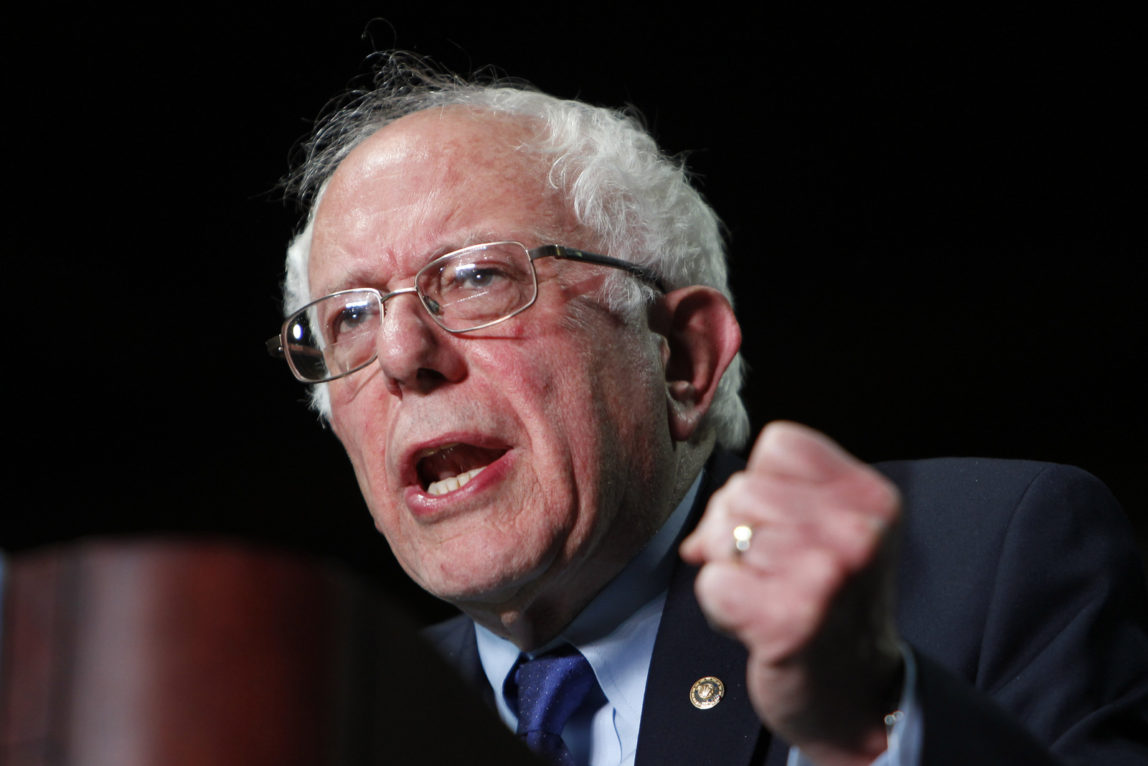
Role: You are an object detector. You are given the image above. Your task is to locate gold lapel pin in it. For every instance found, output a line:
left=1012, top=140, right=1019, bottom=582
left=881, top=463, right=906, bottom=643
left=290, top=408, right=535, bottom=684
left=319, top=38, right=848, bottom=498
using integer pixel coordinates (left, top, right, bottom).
left=689, top=676, right=725, bottom=709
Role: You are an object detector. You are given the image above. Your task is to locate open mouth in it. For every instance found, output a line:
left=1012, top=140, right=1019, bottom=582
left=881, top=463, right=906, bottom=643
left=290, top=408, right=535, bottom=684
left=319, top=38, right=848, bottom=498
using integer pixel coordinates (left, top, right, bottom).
left=416, top=443, right=507, bottom=496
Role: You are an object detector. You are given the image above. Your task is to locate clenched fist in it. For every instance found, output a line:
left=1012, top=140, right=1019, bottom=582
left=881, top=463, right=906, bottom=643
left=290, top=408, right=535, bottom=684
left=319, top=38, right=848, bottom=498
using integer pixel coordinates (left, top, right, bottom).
left=681, top=422, right=904, bottom=766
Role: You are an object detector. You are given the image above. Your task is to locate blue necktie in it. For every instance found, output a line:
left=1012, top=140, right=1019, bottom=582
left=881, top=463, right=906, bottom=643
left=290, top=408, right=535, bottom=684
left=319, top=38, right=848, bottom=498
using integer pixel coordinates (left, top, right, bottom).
left=505, top=646, right=596, bottom=766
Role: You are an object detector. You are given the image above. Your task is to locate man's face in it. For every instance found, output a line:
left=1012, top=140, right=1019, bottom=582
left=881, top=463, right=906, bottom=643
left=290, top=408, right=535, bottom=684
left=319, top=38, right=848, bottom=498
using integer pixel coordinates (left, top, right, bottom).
left=308, top=109, right=679, bottom=637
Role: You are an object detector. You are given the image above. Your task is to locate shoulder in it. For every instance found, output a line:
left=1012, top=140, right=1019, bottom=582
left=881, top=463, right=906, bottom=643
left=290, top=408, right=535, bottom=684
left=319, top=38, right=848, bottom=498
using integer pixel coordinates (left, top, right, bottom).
left=875, top=455, right=1113, bottom=506
left=876, top=457, right=1127, bottom=550
left=878, top=459, right=1148, bottom=764
left=876, top=456, right=1131, bottom=583
left=883, top=457, right=1144, bottom=664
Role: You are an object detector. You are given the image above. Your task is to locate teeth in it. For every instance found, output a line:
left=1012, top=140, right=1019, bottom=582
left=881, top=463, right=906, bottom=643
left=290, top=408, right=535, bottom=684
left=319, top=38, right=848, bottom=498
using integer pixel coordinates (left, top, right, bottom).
left=426, top=466, right=486, bottom=496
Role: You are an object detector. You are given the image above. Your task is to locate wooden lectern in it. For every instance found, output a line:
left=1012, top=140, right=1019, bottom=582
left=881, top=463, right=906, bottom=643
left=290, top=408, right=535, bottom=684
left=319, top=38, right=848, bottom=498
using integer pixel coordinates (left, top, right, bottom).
left=0, top=538, right=540, bottom=765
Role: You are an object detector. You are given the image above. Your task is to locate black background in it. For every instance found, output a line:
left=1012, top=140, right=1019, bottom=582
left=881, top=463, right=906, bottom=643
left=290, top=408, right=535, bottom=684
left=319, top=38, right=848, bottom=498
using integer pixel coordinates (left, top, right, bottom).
left=7, top=6, right=1144, bottom=622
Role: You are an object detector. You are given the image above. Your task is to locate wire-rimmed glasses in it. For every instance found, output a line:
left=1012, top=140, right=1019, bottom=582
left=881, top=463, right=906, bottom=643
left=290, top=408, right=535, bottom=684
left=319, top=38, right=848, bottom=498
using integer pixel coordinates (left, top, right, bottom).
left=268, top=241, right=665, bottom=383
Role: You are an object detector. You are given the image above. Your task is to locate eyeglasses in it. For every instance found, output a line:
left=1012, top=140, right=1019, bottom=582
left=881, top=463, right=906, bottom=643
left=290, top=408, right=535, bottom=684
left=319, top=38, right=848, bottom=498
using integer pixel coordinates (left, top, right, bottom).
left=268, top=241, right=665, bottom=383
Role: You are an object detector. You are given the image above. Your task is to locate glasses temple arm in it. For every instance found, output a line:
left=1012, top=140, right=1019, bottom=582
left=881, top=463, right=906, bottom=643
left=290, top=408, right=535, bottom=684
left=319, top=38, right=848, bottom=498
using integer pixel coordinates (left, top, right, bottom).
left=536, top=245, right=666, bottom=292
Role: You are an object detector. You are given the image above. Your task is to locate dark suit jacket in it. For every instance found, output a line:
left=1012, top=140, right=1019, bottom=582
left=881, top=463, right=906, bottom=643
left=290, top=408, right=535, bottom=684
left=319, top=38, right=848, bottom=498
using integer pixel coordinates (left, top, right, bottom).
left=425, top=453, right=1148, bottom=765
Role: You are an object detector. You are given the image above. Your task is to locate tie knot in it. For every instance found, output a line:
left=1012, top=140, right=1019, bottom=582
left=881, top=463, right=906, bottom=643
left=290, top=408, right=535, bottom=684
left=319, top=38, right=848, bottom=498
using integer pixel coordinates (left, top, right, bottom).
left=505, top=646, right=596, bottom=764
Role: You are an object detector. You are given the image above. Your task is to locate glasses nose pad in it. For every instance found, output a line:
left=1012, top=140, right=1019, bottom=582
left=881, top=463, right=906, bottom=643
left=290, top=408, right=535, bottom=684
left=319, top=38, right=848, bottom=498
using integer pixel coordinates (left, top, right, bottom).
left=421, top=295, right=442, bottom=316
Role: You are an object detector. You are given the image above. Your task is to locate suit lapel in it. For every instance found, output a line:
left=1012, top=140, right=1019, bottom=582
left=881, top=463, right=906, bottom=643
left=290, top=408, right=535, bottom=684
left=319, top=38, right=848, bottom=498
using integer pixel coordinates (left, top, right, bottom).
left=634, top=453, right=774, bottom=766
left=423, top=613, right=496, bottom=708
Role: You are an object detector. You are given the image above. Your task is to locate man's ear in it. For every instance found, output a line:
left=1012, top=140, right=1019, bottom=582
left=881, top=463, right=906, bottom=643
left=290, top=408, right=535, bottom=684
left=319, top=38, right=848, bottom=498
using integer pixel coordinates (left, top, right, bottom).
left=652, top=286, right=741, bottom=443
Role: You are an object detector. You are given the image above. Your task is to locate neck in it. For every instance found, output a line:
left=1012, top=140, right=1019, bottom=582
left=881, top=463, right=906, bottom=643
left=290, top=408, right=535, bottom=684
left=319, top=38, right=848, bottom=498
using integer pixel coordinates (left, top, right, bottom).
left=466, top=541, right=650, bottom=650
left=465, top=441, right=714, bottom=650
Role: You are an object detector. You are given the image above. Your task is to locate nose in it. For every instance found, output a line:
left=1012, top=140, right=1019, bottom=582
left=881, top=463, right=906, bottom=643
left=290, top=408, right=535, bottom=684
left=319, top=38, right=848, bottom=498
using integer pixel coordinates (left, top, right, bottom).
left=375, top=290, right=464, bottom=396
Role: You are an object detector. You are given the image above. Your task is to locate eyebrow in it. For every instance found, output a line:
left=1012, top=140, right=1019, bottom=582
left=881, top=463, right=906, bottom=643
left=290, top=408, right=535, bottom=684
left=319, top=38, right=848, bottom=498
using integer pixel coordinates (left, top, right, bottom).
left=314, top=231, right=541, bottom=296
left=319, top=267, right=383, bottom=296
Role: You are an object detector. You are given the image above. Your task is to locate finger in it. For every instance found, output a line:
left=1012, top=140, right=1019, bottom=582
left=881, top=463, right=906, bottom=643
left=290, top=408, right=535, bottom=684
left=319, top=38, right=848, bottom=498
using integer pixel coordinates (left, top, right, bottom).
left=694, top=550, right=846, bottom=657
left=681, top=472, right=790, bottom=562
left=685, top=514, right=889, bottom=584
left=681, top=474, right=894, bottom=566
left=746, top=421, right=865, bottom=482
left=680, top=474, right=743, bottom=561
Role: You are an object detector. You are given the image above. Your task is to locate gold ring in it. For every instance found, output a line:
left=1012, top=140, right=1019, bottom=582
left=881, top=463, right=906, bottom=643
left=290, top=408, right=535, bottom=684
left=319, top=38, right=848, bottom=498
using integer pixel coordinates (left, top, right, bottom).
left=732, top=524, right=753, bottom=558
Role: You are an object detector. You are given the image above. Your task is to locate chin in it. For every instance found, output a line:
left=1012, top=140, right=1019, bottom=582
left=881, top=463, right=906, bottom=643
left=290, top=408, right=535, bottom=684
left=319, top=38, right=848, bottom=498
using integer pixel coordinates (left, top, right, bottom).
left=401, top=538, right=558, bottom=611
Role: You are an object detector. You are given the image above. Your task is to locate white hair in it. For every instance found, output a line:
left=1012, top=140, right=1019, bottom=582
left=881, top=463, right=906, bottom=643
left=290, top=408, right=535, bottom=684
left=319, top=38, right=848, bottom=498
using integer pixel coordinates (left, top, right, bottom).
left=282, top=54, right=750, bottom=449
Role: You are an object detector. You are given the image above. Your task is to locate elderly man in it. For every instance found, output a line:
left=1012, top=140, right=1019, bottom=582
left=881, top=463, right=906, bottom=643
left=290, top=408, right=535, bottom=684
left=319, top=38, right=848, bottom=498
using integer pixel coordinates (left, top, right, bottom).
left=271, top=57, right=1148, bottom=765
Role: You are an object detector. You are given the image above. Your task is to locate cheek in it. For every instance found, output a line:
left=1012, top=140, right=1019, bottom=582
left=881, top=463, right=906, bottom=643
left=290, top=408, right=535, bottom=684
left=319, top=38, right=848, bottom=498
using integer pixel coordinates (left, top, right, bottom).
left=507, top=325, right=664, bottom=497
left=491, top=343, right=596, bottom=457
left=329, top=394, right=370, bottom=469
left=328, top=392, right=394, bottom=516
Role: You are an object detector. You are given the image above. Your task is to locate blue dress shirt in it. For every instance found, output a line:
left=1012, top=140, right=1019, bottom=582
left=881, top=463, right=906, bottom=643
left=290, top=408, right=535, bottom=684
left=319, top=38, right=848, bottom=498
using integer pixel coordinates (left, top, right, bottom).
left=475, top=471, right=921, bottom=766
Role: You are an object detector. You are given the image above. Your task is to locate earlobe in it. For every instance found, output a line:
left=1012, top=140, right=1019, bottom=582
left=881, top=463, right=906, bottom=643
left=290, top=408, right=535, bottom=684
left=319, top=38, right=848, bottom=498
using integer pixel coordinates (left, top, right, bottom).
left=656, top=286, right=742, bottom=443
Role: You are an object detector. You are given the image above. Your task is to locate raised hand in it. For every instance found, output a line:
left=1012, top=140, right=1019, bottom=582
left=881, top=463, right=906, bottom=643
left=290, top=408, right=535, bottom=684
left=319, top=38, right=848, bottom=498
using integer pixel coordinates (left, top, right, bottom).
left=681, top=422, right=904, bottom=766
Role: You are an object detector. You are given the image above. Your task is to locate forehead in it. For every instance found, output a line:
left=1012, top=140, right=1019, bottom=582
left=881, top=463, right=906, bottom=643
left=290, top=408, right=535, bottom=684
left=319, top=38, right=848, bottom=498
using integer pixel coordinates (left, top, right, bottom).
left=309, top=108, right=574, bottom=291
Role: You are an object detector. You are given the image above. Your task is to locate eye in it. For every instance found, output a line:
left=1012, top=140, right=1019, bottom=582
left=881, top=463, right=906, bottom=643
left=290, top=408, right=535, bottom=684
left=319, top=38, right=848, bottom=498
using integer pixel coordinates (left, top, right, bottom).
left=448, top=262, right=510, bottom=291
left=327, top=298, right=379, bottom=341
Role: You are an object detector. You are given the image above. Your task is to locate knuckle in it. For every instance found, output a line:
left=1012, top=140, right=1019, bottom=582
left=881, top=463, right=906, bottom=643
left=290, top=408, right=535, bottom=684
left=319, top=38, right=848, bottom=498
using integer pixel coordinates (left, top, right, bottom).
left=847, top=471, right=901, bottom=519
left=834, top=517, right=882, bottom=568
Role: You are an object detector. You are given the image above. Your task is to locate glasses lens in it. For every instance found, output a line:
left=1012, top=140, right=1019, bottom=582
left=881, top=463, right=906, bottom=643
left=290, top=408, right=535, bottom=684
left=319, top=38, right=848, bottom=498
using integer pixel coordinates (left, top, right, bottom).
left=284, top=290, right=381, bottom=382
left=418, top=242, right=537, bottom=330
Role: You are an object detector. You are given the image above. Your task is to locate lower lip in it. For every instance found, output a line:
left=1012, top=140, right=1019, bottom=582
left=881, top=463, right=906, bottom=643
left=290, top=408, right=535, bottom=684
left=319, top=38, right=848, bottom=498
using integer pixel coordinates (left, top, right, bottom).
left=403, top=449, right=515, bottom=519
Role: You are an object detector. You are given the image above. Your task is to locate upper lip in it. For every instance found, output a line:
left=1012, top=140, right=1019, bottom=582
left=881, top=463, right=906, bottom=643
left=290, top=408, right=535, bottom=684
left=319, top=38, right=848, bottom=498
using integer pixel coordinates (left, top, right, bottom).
left=397, top=432, right=512, bottom=490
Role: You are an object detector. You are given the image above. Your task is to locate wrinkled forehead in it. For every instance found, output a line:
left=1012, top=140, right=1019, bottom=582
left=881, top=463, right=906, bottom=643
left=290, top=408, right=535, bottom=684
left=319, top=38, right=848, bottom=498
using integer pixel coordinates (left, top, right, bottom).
left=307, top=107, right=578, bottom=291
